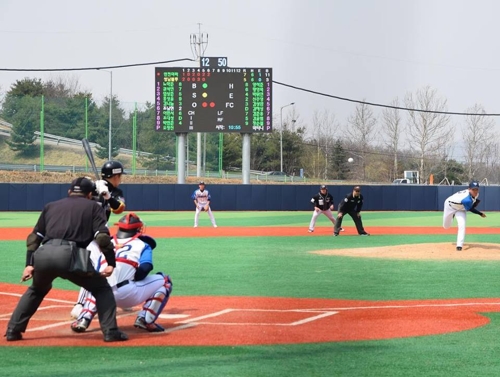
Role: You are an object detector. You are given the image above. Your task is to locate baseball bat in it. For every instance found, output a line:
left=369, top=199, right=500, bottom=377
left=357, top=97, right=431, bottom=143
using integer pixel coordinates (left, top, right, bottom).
left=81, top=138, right=100, bottom=181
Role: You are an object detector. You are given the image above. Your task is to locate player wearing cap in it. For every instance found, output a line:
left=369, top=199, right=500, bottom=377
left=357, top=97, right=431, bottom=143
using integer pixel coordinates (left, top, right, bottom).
left=70, top=213, right=172, bottom=333
left=443, top=180, right=486, bottom=251
left=334, top=186, right=370, bottom=236
left=308, top=185, right=342, bottom=233
left=192, top=181, right=217, bottom=228
left=5, top=177, right=127, bottom=342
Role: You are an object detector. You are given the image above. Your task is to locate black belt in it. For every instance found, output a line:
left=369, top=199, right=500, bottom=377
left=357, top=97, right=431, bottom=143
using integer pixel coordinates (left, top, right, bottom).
left=44, top=239, right=71, bottom=246
left=43, top=239, right=86, bottom=248
left=116, top=280, right=130, bottom=289
left=449, top=202, right=461, bottom=205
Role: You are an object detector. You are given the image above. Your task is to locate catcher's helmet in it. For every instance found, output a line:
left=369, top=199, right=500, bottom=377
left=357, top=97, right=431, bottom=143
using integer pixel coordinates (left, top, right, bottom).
left=101, top=160, right=125, bottom=178
left=115, top=212, right=143, bottom=231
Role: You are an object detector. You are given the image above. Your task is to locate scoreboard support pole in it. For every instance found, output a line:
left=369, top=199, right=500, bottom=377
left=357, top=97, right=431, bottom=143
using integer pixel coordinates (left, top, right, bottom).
left=196, top=133, right=202, bottom=178
left=176, top=133, right=187, bottom=184
left=242, top=133, right=251, bottom=184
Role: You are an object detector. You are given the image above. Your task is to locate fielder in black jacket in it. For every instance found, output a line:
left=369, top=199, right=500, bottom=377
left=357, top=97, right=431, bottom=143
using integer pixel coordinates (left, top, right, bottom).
left=308, top=185, right=341, bottom=233
left=334, top=186, right=370, bottom=236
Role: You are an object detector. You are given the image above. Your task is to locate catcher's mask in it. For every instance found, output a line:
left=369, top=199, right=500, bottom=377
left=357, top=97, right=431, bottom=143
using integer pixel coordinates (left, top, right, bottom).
left=115, top=212, right=144, bottom=235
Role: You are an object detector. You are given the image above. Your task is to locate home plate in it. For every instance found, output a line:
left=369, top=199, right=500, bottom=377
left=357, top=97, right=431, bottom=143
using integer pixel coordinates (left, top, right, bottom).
left=159, top=314, right=190, bottom=319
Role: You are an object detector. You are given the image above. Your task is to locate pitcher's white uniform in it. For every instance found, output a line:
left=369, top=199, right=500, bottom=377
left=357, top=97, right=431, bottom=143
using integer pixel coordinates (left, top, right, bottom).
left=443, top=186, right=483, bottom=249
left=192, top=185, right=217, bottom=228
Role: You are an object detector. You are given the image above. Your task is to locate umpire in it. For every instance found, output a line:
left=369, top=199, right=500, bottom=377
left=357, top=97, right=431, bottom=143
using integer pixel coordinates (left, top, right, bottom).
left=4, top=177, right=128, bottom=342
left=333, top=185, right=370, bottom=236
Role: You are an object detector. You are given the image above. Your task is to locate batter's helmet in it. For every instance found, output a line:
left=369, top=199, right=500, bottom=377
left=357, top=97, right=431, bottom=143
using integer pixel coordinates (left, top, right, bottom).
left=116, top=212, right=143, bottom=231
left=101, top=161, right=126, bottom=178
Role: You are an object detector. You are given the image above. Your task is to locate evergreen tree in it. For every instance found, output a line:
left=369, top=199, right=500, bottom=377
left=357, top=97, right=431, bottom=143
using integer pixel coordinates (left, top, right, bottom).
left=330, top=139, right=349, bottom=180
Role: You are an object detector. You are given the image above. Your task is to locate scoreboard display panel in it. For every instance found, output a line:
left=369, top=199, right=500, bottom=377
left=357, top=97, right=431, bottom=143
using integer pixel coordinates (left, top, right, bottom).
left=155, top=67, right=272, bottom=133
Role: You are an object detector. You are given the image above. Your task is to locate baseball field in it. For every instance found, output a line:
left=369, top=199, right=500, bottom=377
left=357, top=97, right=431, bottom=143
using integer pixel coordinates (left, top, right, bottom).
left=1, top=210, right=500, bottom=377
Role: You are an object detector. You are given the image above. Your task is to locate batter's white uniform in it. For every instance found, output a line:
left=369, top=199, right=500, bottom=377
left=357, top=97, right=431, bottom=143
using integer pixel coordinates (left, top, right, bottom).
left=443, top=189, right=479, bottom=248
left=192, top=188, right=217, bottom=227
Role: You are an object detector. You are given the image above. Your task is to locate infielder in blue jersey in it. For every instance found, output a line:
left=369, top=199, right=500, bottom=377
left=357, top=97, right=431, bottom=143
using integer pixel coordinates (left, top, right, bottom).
left=443, top=180, right=486, bottom=251
left=192, top=181, right=217, bottom=228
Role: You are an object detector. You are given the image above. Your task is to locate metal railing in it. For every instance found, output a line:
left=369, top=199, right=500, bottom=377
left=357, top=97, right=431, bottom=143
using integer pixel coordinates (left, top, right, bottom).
left=0, top=163, right=308, bottom=182
left=0, top=119, right=153, bottom=157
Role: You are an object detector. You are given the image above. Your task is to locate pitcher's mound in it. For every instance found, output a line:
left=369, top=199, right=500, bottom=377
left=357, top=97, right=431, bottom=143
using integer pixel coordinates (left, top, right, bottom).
left=311, top=243, right=500, bottom=260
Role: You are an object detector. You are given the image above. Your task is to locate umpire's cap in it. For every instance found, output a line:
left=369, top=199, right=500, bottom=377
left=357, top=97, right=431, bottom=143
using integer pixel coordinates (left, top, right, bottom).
left=101, top=160, right=126, bottom=178
left=469, top=180, right=480, bottom=189
left=70, top=177, right=95, bottom=194
left=320, top=185, right=327, bottom=190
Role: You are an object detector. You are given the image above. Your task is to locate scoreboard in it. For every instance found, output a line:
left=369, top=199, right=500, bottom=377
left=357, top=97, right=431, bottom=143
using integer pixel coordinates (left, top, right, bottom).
left=155, top=67, right=272, bottom=133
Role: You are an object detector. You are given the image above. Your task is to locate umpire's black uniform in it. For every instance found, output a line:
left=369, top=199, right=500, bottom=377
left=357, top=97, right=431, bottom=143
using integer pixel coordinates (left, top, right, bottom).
left=5, top=177, right=127, bottom=342
left=334, top=186, right=369, bottom=236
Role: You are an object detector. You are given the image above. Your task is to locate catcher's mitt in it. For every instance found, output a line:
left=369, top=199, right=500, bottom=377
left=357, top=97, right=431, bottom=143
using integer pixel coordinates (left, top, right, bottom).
left=472, top=199, right=481, bottom=209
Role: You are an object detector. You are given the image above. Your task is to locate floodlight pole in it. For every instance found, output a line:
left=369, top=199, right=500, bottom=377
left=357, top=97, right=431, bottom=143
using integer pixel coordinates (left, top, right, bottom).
left=280, top=102, right=295, bottom=173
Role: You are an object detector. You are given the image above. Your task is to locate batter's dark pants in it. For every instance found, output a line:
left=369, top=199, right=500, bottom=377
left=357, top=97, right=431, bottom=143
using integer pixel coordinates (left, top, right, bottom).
left=334, top=211, right=366, bottom=235
left=7, top=242, right=118, bottom=336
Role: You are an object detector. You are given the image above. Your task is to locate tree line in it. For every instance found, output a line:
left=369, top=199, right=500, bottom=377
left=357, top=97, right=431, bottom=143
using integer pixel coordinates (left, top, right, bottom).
left=0, top=77, right=498, bottom=184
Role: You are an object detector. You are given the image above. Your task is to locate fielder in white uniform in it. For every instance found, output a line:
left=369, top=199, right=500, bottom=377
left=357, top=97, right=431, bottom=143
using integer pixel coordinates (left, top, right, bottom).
left=71, top=213, right=172, bottom=333
left=443, top=180, right=486, bottom=251
left=192, top=181, right=217, bottom=228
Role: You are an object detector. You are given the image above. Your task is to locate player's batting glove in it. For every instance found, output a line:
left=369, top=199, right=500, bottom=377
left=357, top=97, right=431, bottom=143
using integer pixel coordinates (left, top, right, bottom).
left=95, top=180, right=111, bottom=200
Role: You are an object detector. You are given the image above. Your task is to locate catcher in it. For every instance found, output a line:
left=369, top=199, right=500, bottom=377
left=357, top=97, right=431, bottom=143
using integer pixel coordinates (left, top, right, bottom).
left=71, top=212, right=173, bottom=333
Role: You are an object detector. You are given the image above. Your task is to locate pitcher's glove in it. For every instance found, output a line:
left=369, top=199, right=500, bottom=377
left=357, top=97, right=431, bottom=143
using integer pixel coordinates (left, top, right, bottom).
left=472, top=199, right=481, bottom=209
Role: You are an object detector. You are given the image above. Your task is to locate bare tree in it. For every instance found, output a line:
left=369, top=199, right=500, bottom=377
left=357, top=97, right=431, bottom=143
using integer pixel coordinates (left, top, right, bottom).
left=44, top=74, right=83, bottom=97
left=484, top=142, right=500, bottom=184
left=381, top=98, right=403, bottom=180
left=307, top=109, right=340, bottom=179
left=345, top=102, right=376, bottom=180
left=404, top=86, right=452, bottom=183
left=462, top=104, right=495, bottom=181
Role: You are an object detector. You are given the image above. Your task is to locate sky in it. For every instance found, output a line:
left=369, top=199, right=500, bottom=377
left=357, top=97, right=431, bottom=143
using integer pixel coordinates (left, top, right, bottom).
left=2, top=0, right=500, bottom=156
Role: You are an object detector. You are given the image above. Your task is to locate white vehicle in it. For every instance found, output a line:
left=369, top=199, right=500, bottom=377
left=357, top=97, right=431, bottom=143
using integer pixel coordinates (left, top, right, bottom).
left=392, top=179, right=410, bottom=184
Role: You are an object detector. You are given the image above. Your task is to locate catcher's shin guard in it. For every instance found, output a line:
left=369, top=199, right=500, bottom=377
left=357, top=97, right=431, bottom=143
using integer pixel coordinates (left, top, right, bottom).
left=142, top=275, right=172, bottom=324
left=76, top=295, right=98, bottom=323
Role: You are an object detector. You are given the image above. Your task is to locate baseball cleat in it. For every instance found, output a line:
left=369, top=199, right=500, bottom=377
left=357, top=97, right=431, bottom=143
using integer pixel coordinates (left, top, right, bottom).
left=360, top=233, right=370, bottom=236
left=333, top=233, right=339, bottom=237
left=134, top=316, right=165, bottom=332
left=308, top=229, right=314, bottom=233
left=456, top=246, right=462, bottom=251
left=71, top=318, right=91, bottom=333
left=340, top=228, right=345, bottom=232
left=70, top=303, right=83, bottom=319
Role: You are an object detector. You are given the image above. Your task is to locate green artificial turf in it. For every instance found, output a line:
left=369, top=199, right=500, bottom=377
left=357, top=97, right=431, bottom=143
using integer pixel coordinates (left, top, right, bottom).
left=2, top=211, right=500, bottom=377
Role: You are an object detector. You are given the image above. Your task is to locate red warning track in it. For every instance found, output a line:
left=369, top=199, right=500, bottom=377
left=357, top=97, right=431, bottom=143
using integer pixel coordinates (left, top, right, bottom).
left=0, top=226, right=498, bottom=240
left=1, top=283, right=500, bottom=347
